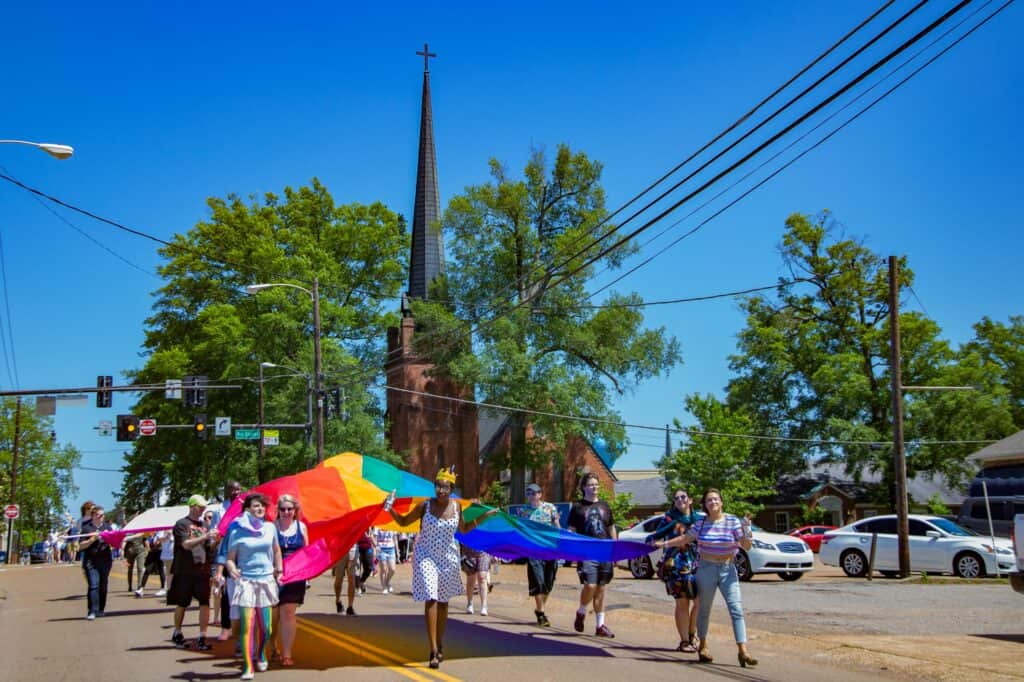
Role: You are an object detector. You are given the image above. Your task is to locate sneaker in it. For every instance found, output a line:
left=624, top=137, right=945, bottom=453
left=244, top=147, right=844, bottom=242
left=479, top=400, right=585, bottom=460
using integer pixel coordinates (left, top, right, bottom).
left=595, top=624, right=615, bottom=638
left=195, top=637, right=212, bottom=651
left=134, top=588, right=144, bottom=598
left=336, top=601, right=343, bottom=614
left=86, top=613, right=96, bottom=621
left=240, top=672, right=254, bottom=681
left=480, top=607, right=488, bottom=616
left=466, top=603, right=474, bottom=614
left=256, top=661, right=268, bottom=672
left=154, top=589, right=167, bottom=597
left=346, top=606, right=356, bottom=616
left=574, top=611, right=585, bottom=633
left=172, top=632, right=186, bottom=648
left=537, top=611, right=551, bottom=627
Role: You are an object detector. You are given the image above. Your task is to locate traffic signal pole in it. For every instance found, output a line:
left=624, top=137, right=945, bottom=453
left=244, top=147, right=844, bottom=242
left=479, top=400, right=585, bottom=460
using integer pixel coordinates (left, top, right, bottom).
left=888, top=256, right=911, bottom=579
left=5, top=398, right=21, bottom=564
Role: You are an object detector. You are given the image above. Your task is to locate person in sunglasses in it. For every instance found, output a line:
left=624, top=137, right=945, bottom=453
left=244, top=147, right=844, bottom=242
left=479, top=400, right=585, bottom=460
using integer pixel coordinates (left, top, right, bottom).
left=520, top=483, right=560, bottom=626
left=272, top=494, right=307, bottom=667
left=647, top=489, right=700, bottom=653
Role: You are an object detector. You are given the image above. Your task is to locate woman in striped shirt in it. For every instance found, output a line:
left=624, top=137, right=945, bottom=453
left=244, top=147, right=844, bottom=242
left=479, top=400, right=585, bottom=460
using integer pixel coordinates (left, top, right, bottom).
left=653, top=488, right=757, bottom=668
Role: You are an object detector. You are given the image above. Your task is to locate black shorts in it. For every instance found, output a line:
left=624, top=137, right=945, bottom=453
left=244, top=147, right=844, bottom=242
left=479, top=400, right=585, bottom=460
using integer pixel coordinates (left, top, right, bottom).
left=167, top=572, right=211, bottom=608
left=576, top=560, right=614, bottom=586
left=278, top=580, right=307, bottom=605
left=527, top=558, right=558, bottom=596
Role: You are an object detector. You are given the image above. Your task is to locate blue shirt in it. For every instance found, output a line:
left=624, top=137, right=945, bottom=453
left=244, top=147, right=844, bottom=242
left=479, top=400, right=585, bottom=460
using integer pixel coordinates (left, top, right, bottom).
left=226, top=516, right=277, bottom=579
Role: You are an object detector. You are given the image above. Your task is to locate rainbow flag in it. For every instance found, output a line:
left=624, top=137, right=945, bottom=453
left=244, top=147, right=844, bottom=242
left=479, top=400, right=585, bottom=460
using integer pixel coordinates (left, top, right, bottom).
left=218, top=452, right=651, bottom=583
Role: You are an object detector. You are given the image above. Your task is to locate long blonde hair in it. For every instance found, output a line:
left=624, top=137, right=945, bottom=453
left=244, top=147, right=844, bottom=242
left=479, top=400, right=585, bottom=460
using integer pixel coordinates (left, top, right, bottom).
left=276, top=494, right=301, bottom=521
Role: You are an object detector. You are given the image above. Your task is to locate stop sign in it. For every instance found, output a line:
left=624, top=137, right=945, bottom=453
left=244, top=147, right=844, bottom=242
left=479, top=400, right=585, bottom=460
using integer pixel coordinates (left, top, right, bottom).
left=139, top=418, right=158, bottom=436
left=3, top=504, right=18, bottom=520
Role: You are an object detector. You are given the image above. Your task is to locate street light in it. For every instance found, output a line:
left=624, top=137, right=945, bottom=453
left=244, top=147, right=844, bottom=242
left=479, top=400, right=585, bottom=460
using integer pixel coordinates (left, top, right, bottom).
left=0, top=139, right=74, bottom=160
left=247, top=278, right=324, bottom=461
left=259, top=362, right=314, bottom=458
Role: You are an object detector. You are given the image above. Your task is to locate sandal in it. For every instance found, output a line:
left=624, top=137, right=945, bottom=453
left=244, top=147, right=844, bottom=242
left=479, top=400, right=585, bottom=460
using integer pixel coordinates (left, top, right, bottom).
left=436, top=646, right=444, bottom=663
left=281, top=657, right=295, bottom=667
left=429, top=651, right=440, bottom=669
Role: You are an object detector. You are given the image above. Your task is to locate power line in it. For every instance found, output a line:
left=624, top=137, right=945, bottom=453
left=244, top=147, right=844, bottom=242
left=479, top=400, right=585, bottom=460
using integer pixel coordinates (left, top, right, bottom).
left=470, top=1, right=902, bottom=326
left=585, top=0, right=999, bottom=299
left=0, top=224, right=18, bottom=388
left=376, top=382, right=996, bottom=448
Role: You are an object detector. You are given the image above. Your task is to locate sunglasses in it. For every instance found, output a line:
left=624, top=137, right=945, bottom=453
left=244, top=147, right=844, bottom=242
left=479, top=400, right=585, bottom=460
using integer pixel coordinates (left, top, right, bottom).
left=526, top=490, right=539, bottom=496
left=674, top=495, right=688, bottom=501
left=278, top=507, right=295, bottom=512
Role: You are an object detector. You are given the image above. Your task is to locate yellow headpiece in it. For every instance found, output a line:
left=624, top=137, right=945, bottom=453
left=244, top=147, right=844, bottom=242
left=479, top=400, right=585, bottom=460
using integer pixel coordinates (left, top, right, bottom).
left=436, top=466, right=457, bottom=485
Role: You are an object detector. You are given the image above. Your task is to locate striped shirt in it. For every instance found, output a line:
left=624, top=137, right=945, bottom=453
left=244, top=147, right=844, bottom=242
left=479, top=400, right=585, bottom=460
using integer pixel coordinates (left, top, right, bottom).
left=687, top=515, right=746, bottom=561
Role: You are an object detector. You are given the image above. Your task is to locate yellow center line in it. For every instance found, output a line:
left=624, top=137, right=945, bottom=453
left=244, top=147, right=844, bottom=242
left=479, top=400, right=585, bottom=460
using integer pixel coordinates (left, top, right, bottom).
left=298, top=616, right=462, bottom=682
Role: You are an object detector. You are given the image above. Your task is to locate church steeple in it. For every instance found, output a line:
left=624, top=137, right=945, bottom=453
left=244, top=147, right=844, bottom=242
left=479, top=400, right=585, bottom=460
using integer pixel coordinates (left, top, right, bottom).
left=408, top=43, right=444, bottom=300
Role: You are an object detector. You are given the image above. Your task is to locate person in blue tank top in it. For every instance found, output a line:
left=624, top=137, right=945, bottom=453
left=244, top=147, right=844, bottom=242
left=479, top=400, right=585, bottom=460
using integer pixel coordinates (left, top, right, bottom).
left=271, top=494, right=307, bottom=667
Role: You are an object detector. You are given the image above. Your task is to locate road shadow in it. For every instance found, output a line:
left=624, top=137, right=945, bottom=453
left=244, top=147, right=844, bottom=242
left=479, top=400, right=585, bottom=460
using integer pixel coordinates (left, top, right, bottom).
left=45, top=594, right=85, bottom=602
left=48, top=607, right=170, bottom=622
left=971, top=633, right=1024, bottom=644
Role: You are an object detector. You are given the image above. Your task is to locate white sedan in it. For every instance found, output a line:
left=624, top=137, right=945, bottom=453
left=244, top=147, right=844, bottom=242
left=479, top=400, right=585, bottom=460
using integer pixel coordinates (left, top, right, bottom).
left=819, top=514, right=1016, bottom=578
left=616, top=514, right=814, bottom=581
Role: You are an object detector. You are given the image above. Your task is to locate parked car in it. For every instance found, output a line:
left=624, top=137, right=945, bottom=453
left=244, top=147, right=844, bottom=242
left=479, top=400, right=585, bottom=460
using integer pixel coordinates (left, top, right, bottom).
left=787, top=525, right=837, bottom=553
left=819, top=514, right=1016, bottom=578
left=29, top=542, right=48, bottom=564
left=616, top=514, right=814, bottom=581
left=1011, top=514, right=1024, bottom=594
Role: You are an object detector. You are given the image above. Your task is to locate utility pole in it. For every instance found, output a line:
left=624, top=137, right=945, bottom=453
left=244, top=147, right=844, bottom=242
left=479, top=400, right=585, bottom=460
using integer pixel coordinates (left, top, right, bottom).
left=6, top=397, right=21, bottom=564
left=313, top=276, right=324, bottom=462
left=258, top=362, right=266, bottom=463
left=888, top=255, right=910, bottom=578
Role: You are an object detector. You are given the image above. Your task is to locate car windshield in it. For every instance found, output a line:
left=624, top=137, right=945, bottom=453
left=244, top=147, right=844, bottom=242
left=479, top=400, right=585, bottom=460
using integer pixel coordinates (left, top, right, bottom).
left=928, top=518, right=978, bottom=536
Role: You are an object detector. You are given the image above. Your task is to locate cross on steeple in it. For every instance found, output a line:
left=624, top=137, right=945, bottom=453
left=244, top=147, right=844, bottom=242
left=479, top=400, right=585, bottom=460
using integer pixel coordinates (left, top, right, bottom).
left=416, top=43, right=437, bottom=72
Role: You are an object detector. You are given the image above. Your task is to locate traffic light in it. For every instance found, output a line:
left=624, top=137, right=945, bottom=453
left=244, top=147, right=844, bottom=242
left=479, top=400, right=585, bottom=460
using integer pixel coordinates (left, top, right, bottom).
left=183, top=375, right=208, bottom=408
left=194, top=414, right=208, bottom=441
left=329, top=388, right=342, bottom=419
left=96, top=375, right=113, bottom=408
left=116, top=414, right=139, bottom=441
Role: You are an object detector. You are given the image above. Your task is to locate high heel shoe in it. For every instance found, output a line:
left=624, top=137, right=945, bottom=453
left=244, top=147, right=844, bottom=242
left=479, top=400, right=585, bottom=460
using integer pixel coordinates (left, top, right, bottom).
left=429, top=651, right=440, bottom=669
left=697, top=647, right=713, bottom=663
left=436, top=646, right=444, bottom=663
left=737, top=652, right=758, bottom=668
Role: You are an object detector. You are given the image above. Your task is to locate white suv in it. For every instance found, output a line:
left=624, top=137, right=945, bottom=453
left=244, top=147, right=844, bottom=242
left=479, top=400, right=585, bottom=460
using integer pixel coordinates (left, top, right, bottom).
left=820, top=513, right=1015, bottom=578
left=616, top=514, right=813, bottom=581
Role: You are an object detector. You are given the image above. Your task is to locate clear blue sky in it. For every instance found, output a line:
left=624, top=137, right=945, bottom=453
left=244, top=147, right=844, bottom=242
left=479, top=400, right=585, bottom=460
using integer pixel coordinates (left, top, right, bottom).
left=1, top=1, right=1021, bottom=514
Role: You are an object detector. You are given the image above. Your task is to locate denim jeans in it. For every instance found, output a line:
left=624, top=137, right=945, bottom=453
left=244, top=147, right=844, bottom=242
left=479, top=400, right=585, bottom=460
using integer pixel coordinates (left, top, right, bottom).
left=695, top=559, right=747, bottom=644
left=83, top=556, right=111, bottom=615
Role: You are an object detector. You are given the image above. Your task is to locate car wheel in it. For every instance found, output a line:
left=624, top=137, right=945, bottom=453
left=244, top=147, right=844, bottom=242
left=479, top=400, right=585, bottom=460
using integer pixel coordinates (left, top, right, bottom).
left=735, top=550, right=753, bottom=581
left=953, top=551, right=985, bottom=579
left=629, top=555, right=655, bottom=579
left=777, top=571, right=802, bottom=581
left=840, top=549, right=868, bottom=577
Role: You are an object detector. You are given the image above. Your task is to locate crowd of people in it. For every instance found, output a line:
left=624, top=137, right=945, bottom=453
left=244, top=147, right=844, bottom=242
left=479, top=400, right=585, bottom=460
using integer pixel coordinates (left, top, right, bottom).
left=68, top=472, right=757, bottom=676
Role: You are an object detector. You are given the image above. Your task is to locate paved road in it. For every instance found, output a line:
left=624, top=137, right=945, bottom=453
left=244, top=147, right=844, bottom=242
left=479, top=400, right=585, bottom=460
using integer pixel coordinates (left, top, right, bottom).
left=1, top=560, right=1020, bottom=681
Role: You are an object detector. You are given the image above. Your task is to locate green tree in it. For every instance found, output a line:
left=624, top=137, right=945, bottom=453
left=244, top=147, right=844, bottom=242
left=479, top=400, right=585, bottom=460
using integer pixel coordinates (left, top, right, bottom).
left=598, top=488, right=639, bottom=530
left=120, top=180, right=407, bottom=512
left=414, top=145, right=681, bottom=500
left=924, top=493, right=951, bottom=517
left=961, top=315, right=1024, bottom=426
left=658, top=394, right=774, bottom=517
left=0, top=398, right=80, bottom=547
left=725, top=212, right=1014, bottom=492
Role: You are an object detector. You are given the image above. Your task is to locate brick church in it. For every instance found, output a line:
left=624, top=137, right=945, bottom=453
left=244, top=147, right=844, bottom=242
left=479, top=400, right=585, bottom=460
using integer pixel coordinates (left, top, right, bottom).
left=384, top=47, right=616, bottom=502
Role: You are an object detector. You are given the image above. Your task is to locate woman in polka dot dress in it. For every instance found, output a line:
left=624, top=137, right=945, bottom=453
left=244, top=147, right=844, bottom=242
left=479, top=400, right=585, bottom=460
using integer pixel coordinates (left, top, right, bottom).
left=387, top=468, right=498, bottom=669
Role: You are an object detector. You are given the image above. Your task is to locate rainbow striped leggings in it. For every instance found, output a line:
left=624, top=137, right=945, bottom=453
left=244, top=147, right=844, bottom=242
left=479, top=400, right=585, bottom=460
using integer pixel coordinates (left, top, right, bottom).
left=239, top=605, right=273, bottom=674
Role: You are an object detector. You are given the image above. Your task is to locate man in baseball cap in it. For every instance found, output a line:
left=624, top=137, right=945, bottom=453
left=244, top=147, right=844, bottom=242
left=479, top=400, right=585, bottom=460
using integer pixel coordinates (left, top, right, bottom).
left=168, top=494, right=218, bottom=650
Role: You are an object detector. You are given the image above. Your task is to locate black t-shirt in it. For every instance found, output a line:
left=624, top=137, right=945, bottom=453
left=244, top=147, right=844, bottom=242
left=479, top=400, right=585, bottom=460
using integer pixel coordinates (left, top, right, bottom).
left=172, top=515, right=213, bottom=575
left=80, top=518, right=113, bottom=562
left=568, top=499, right=614, bottom=539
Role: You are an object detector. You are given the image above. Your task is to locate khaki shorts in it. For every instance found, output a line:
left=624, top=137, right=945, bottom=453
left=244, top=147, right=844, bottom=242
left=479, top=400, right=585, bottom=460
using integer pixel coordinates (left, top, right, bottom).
left=332, top=546, right=358, bottom=576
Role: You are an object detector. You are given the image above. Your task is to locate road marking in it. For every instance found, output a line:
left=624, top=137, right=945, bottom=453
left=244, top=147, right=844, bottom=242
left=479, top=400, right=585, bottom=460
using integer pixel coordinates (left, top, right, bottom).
left=298, top=617, right=461, bottom=682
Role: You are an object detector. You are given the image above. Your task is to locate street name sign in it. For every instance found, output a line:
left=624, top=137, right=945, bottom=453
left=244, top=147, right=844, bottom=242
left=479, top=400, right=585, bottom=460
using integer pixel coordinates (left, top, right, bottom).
left=235, top=429, right=260, bottom=441
left=263, top=429, right=279, bottom=446
left=139, top=418, right=158, bottom=436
